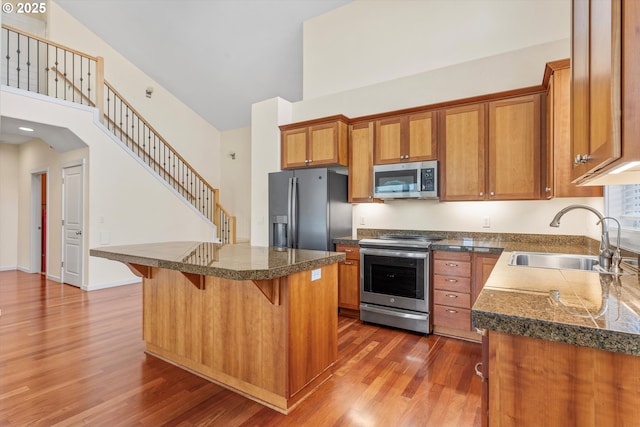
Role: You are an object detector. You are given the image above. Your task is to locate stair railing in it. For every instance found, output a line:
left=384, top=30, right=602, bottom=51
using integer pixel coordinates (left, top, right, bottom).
left=2, top=24, right=235, bottom=244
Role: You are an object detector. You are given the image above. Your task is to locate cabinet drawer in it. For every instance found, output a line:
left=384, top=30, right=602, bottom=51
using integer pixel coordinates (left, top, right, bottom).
left=433, top=250, right=471, bottom=262
left=433, top=274, right=471, bottom=293
left=433, top=289, right=471, bottom=309
left=336, top=244, right=360, bottom=260
left=433, top=304, right=471, bottom=330
left=433, top=259, right=471, bottom=277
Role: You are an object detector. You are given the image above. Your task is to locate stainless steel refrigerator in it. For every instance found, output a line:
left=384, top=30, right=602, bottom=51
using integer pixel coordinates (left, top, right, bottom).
left=269, top=168, right=352, bottom=251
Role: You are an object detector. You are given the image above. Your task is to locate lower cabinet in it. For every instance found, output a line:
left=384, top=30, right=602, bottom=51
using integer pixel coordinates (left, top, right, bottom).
left=336, top=244, right=360, bottom=317
left=432, top=249, right=499, bottom=341
left=483, top=330, right=640, bottom=426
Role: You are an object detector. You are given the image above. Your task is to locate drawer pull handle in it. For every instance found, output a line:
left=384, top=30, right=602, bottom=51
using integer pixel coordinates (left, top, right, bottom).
left=446, top=294, right=458, bottom=298
left=445, top=263, right=459, bottom=267
left=344, top=249, right=353, bottom=252
left=446, top=309, right=458, bottom=314
left=343, top=261, right=354, bottom=265
left=446, top=279, right=458, bottom=283
left=475, top=362, right=484, bottom=380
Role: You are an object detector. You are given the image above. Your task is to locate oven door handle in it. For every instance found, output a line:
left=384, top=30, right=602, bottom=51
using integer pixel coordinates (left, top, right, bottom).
left=361, top=304, right=428, bottom=321
left=360, top=247, right=429, bottom=259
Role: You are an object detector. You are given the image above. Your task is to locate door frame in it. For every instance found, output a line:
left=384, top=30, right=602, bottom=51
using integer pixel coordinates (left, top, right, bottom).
left=61, top=160, right=86, bottom=288
left=29, top=168, right=49, bottom=274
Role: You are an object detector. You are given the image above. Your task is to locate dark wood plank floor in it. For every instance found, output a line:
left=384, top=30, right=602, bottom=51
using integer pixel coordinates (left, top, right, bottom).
left=0, top=270, right=482, bottom=426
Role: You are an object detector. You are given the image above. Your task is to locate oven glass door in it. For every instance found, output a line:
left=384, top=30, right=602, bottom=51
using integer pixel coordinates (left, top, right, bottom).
left=362, top=252, right=425, bottom=300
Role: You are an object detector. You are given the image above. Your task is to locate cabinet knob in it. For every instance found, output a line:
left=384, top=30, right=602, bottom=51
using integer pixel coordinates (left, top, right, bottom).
left=446, top=294, right=458, bottom=298
left=446, top=278, right=458, bottom=283
left=446, top=309, right=458, bottom=314
left=343, top=261, right=354, bottom=265
left=479, top=192, right=484, bottom=196
left=545, top=187, right=551, bottom=192
left=574, top=154, right=591, bottom=165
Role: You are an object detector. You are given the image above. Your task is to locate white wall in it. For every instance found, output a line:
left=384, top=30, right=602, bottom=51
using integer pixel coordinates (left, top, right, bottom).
left=46, top=0, right=222, bottom=191
left=0, top=144, right=19, bottom=270
left=304, top=0, right=571, bottom=99
left=251, top=0, right=604, bottom=244
left=2, top=88, right=215, bottom=289
left=220, top=127, right=251, bottom=243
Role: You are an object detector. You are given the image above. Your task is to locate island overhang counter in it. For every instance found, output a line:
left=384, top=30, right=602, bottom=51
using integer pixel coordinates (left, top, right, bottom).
left=90, top=241, right=346, bottom=414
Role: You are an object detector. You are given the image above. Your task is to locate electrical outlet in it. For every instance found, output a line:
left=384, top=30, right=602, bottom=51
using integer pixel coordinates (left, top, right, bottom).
left=482, top=216, right=491, bottom=228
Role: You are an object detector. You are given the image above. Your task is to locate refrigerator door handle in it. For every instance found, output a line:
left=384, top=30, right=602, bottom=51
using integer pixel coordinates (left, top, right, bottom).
left=287, top=177, right=293, bottom=248
left=291, top=176, right=298, bottom=248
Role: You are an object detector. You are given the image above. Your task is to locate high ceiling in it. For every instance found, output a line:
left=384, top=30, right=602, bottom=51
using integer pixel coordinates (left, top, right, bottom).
left=54, top=0, right=352, bottom=132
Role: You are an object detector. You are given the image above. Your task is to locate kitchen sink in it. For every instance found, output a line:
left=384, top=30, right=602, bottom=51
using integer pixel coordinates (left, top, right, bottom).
left=508, top=252, right=600, bottom=272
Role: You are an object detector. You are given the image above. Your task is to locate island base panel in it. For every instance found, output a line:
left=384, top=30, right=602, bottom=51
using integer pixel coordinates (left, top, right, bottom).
left=142, top=265, right=338, bottom=414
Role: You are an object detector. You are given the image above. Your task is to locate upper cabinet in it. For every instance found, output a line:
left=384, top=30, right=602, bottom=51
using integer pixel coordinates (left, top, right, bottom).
left=440, top=94, right=542, bottom=201
left=348, top=121, right=376, bottom=203
left=544, top=60, right=602, bottom=198
left=571, top=0, right=640, bottom=184
left=488, top=94, right=542, bottom=200
left=440, top=104, right=486, bottom=201
left=374, top=111, right=437, bottom=165
left=280, top=116, right=349, bottom=169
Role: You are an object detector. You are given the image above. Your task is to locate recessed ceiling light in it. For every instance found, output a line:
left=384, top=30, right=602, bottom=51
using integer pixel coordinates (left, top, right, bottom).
left=18, top=126, right=34, bottom=132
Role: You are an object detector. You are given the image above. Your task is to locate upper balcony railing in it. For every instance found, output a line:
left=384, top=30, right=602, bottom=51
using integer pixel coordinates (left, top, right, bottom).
left=2, top=24, right=235, bottom=244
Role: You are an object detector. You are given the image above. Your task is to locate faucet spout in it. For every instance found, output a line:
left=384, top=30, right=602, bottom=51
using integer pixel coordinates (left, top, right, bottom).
left=549, top=204, right=614, bottom=271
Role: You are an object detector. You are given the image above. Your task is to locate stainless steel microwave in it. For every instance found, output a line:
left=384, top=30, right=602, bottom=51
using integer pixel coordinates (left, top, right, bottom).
left=373, top=160, right=439, bottom=200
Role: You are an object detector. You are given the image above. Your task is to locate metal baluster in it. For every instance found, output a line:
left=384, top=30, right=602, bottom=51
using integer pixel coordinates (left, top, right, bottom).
left=16, top=33, right=20, bottom=88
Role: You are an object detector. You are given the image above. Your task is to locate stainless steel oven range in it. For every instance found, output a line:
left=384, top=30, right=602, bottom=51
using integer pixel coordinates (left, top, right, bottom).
left=359, top=235, right=438, bottom=334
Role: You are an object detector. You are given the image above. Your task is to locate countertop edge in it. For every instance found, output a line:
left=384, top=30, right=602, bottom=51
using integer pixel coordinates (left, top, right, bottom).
left=472, top=309, right=640, bottom=356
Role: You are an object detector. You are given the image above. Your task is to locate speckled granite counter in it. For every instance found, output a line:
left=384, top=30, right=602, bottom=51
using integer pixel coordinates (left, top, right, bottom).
left=473, top=251, right=640, bottom=356
left=90, top=241, right=345, bottom=281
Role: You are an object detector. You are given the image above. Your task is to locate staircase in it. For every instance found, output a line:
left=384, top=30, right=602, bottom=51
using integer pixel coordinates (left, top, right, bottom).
left=1, top=24, right=236, bottom=244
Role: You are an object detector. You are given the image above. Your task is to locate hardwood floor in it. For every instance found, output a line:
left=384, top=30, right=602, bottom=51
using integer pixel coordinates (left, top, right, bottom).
left=0, top=270, right=482, bottom=426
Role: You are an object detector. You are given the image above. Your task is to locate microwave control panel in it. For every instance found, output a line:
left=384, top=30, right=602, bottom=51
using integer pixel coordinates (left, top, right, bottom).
left=421, top=168, right=436, bottom=191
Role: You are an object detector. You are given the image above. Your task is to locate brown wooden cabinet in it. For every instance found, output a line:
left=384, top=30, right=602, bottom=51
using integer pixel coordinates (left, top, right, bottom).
left=488, top=94, right=541, bottom=200
left=280, top=116, right=349, bottom=169
left=485, top=330, right=640, bottom=426
left=571, top=0, right=640, bottom=184
left=544, top=60, right=602, bottom=198
left=348, top=121, right=376, bottom=203
left=570, top=0, right=621, bottom=181
left=433, top=249, right=499, bottom=341
left=336, top=244, right=360, bottom=317
left=440, top=104, right=486, bottom=201
left=440, top=94, right=542, bottom=201
left=374, top=111, right=437, bottom=165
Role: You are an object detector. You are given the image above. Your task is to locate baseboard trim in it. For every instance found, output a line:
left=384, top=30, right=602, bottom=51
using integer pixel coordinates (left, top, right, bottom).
left=84, top=278, right=141, bottom=291
left=0, top=266, right=18, bottom=272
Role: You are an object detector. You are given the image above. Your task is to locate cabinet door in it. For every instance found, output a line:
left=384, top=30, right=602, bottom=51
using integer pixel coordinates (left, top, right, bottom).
left=571, top=0, right=622, bottom=182
left=440, top=104, right=486, bottom=201
left=488, top=95, right=541, bottom=200
left=281, top=128, right=308, bottom=169
left=587, top=0, right=621, bottom=171
left=338, top=261, right=360, bottom=310
left=308, top=121, right=348, bottom=167
left=472, top=252, right=499, bottom=304
left=571, top=0, right=591, bottom=180
left=408, top=111, right=437, bottom=161
left=550, top=66, right=603, bottom=197
left=374, top=116, right=404, bottom=164
left=349, top=121, right=375, bottom=202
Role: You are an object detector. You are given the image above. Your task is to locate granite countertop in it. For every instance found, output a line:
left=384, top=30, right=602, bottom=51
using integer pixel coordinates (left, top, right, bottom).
left=473, top=251, right=640, bottom=356
left=90, top=241, right=345, bottom=281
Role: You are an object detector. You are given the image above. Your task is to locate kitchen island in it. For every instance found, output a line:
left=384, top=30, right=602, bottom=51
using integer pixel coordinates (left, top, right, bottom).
left=90, top=241, right=345, bottom=414
left=473, top=251, right=640, bottom=427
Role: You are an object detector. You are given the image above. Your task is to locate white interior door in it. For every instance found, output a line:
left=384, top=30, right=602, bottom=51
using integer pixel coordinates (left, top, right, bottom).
left=62, top=165, right=83, bottom=287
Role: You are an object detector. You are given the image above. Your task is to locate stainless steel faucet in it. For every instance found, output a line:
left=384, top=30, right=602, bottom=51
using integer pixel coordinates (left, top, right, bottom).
left=549, top=204, right=614, bottom=271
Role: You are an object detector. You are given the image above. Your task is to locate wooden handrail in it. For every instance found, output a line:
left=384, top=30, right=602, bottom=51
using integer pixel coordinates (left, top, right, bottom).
left=104, top=81, right=213, bottom=191
left=2, top=24, right=99, bottom=61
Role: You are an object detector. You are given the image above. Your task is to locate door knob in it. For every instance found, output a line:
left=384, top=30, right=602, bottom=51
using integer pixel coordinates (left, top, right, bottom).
left=75, top=230, right=82, bottom=236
